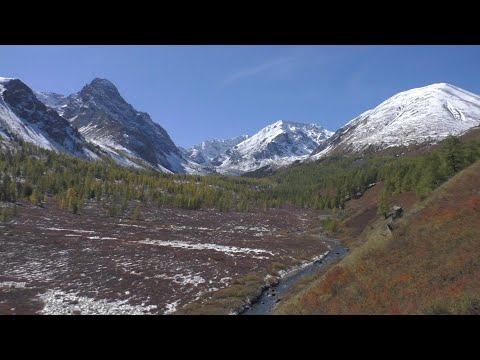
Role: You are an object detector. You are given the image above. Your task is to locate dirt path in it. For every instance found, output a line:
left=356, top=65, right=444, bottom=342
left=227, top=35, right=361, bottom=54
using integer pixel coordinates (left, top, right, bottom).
left=240, top=238, right=348, bottom=315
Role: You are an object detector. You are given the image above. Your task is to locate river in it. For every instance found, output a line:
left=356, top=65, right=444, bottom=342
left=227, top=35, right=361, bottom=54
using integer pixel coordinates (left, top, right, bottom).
left=240, top=238, right=348, bottom=315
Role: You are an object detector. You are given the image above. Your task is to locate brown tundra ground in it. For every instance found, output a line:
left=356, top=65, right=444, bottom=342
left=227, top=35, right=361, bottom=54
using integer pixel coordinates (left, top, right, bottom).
left=0, top=200, right=329, bottom=315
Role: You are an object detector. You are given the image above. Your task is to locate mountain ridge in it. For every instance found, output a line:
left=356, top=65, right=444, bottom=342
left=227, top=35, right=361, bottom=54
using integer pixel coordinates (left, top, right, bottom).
left=180, top=135, right=249, bottom=166
left=216, top=120, right=333, bottom=174
left=19, top=78, right=480, bottom=175
left=183, top=120, right=333, bottom=175
left=0, top=77, right=96, bottom=159
left=310, top=83, right=480, bottom=159
left=39, top=78, right=200, bottom=173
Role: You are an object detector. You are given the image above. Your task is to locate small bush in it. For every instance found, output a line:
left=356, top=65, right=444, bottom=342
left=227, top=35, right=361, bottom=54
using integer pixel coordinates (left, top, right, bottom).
left=269, top=262, right=287, bottom=275
left=423, top=296, right=480, bottom=315
left=322, top=218, right=338, bottom=234
left=0, top=206, right=17, bottom=224
left=175, top=272, right=264, bottom=315
left=132, top=205, right=144, bottom=221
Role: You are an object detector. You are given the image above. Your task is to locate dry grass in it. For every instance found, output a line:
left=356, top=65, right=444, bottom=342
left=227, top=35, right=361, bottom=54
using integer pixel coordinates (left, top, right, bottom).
left=276, top=160, right=480, bottom=314
left=176, top=260, right=302, bottom=314
left=175, top=272, right=265, bottom=315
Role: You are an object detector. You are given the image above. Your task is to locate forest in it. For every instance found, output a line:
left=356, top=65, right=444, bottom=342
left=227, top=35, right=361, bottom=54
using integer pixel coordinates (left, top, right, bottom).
left=260, top=135, right=480, bottom=210
left=1, top=135, right=479, bottom=221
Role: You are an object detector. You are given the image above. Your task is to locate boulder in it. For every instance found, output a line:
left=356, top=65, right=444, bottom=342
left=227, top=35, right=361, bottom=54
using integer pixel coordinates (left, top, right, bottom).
left=387, top=205, right=403, bottom=219
left=353, top=191, right=363, bottom=199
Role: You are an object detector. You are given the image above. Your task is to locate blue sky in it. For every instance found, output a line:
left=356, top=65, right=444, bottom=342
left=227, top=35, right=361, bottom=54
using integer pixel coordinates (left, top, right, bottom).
left=0, top=45, right=479, bottom=147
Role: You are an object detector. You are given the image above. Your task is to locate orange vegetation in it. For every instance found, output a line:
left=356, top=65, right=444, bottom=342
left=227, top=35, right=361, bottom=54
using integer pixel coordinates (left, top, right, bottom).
left=276, top=160, right=480, bottom=314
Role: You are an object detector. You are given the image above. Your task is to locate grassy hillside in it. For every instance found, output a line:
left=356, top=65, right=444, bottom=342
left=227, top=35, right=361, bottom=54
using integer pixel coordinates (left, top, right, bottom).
left=275, top=160, right=480, bottom=314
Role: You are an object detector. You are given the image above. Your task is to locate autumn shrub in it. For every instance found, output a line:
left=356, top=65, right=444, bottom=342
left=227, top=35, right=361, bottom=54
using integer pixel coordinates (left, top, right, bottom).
left=176, top=272, right=264, bottom=315
left=321, top=218, right=338, bottom=235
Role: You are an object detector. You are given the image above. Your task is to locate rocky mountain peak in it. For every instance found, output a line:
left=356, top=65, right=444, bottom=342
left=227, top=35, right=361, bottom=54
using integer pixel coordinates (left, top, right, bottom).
left=0, top=77, right=92, bottom=158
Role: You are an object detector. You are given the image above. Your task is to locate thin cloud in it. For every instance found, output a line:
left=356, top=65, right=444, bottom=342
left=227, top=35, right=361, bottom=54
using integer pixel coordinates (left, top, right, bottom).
left=221, top=57, right=296, bottom=87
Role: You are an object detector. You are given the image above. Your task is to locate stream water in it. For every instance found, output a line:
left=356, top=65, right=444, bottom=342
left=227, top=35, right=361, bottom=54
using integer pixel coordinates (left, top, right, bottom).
left=240, top=238, right=348, bottom=315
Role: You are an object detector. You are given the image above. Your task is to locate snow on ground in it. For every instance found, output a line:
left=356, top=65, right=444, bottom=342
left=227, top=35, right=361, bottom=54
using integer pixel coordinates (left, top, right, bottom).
left=154, top=272, right=206, bottom=286
left=139, top=239, right=276, bottom=257
left=86, top=236, right=117, bottom=240
left=1, top=203, right=330, bottom=315
left=0, top=281, right=27, bottom=289
left=41, top=227, right=96, bottom=233
left=233, top=225, right=270, bottom=232
left=118, top=223, right=147, bottom=228
left=170, top=225, right=214, bottom=231
left=163, top=300, right=180, bottom=314
left=38, top=289, right=157, bottom=315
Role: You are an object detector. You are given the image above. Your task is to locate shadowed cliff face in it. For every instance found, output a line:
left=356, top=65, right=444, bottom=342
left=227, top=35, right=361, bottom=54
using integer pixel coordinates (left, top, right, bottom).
left=61, top=78, right=187, bottom=172
left=0, top=78, right=88, bottom=157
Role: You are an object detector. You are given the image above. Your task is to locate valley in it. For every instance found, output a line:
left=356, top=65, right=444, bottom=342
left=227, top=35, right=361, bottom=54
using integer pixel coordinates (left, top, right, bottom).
left=274, top=161, right=480, bottom=314
left=2, top=68, right=480, bottom=315
left=0, top=201, right=329, bottom=315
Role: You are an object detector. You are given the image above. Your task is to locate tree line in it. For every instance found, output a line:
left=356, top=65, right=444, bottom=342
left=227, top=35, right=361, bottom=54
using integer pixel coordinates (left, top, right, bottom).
left=1, top=134, right=479, bottom=217
left=250, top=135, right=480, bottom=211
left=0, top=140, right=274, bottom=215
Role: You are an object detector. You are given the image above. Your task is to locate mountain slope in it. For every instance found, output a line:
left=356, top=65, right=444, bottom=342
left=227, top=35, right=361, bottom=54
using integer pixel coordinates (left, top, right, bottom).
left=0, top=77, right=94, bottom=159
left=34, top=91, right=67, bottom=112
left=43, top=78, right=197, bottom=173
left=180, top=135, right=249, bottom=165
left=311, top=83, right=480, bottom=159
left=276, top=159, right=480, bottom=314
left=217, top=120, right=333, bottom=174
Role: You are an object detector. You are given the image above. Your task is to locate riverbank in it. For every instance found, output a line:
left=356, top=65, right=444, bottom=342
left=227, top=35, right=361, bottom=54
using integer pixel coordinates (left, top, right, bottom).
left=240, top=238, right=348, bottom=315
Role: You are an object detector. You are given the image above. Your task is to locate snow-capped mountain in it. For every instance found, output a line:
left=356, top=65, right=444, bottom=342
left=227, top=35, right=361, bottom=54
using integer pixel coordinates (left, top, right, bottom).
left=0, top=77, right=95, bottom=159
left=39, top=78, right=199, bottom=173
left=216, top=120, right=333, bottom=174
left=180, top=135, right=249, bottom=165
left=311, top=83, right=480, bottom=159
